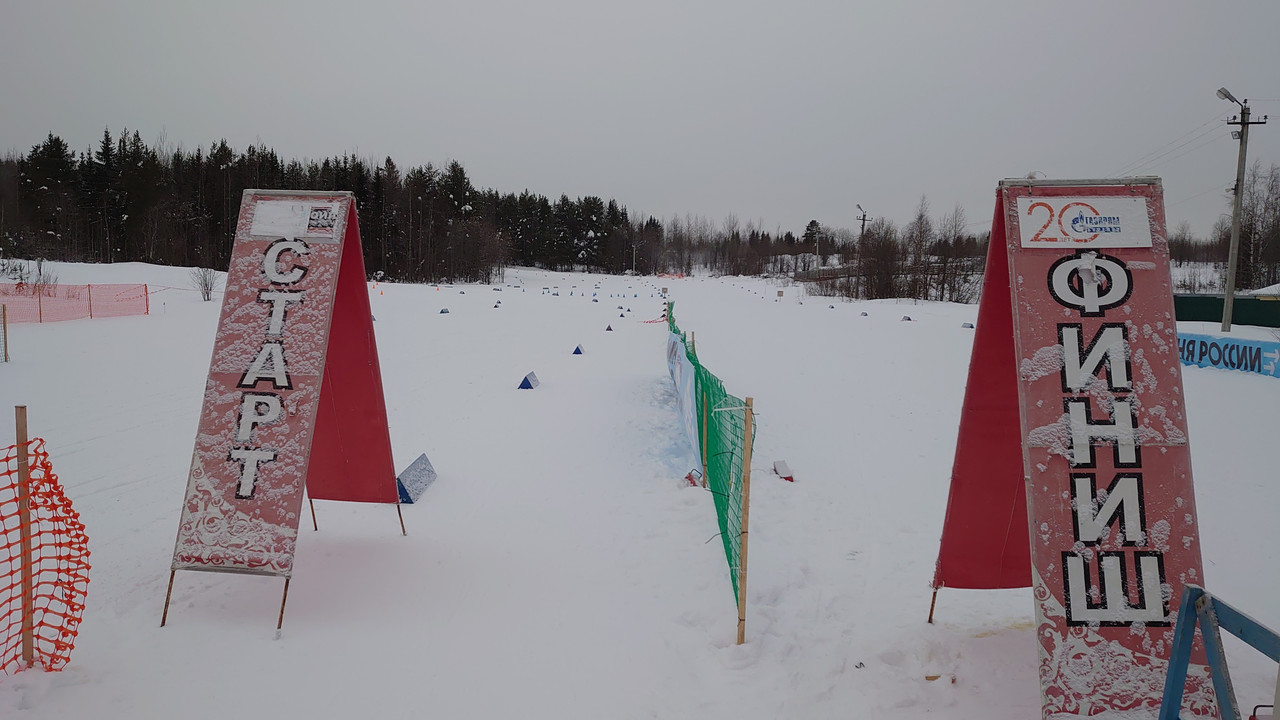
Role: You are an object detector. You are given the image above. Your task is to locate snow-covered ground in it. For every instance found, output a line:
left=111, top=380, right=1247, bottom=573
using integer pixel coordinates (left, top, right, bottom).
left=0, top=262, right=1275, bottom=719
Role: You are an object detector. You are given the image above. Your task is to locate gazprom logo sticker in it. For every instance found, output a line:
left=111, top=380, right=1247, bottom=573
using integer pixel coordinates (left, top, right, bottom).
left=1070, top=209, right=1122, bottom=236
left=1017, top=196, right=1152, bottom=248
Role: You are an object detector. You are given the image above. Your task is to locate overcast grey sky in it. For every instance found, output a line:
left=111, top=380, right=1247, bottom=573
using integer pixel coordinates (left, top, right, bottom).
left=3, top=1, right=1278, bottom=240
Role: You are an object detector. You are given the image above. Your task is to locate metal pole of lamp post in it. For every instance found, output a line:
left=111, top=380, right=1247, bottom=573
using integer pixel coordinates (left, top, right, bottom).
left=1221, top=100, right=1251, bottom=333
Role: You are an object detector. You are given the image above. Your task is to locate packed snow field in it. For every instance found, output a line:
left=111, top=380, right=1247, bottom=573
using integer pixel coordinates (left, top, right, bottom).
left=0, top=262, right=1275, bottom=719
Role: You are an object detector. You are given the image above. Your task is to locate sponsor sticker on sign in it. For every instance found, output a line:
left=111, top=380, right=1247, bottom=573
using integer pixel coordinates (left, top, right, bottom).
left=1016, top=196, right=1152, bottom=248
left=249, top=200, right=341, bottom=242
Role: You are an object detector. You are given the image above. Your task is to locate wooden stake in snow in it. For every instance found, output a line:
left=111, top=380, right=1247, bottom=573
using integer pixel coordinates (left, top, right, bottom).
left=161, top=571, right=176, bottom=627
left=15, top=406, right=34, bottom=665
left=700, top=389, right=709, bottom=487
left=736, top=397, right=754, bottom=646
left=277, top=578, right=291, bottom=630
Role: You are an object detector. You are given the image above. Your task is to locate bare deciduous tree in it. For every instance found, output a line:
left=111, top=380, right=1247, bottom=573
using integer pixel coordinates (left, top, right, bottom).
left=190, top=266, right=219, bottom=301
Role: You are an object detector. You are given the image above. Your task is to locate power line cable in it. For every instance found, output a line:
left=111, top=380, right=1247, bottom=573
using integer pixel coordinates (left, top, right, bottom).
left=1168, top=182, right=1230, bottom=208
left=1135, top=133, right=1229, bottom=174
left=1111, top=116, right=1226, bottom=177
left=1108, top=111, right=1226, bottom=177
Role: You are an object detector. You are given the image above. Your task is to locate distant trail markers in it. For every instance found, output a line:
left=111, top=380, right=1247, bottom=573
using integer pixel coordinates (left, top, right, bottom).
left=164, top=191, right=403, bottom=630
left=931, top=178, right=1214, bottom=718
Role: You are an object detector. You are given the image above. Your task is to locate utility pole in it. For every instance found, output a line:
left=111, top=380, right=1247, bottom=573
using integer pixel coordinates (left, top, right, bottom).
left=855, top=204, right=870, bottom=242
left=1217, top=87, right=1268, bottom=332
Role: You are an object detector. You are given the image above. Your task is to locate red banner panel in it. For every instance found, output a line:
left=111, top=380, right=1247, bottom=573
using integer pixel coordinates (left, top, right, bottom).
left=1002, top=179, right=1214, bottom=717
left=931, top=199, right=1030, bottom=591
left=171, top=191, right=392, bottom=578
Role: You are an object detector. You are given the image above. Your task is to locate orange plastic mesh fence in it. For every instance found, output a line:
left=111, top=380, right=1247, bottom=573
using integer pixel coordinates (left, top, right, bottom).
left=1, top=439, right=90, bottom=673
left=0, top=283, right=148, bottom=324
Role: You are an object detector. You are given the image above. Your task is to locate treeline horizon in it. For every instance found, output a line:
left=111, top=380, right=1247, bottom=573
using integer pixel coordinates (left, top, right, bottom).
left=1, top=127, right=1273, bottom=297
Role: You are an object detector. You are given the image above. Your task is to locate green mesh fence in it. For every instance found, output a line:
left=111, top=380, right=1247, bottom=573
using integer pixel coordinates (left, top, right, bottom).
left=667, top=303, right=755, bottom=604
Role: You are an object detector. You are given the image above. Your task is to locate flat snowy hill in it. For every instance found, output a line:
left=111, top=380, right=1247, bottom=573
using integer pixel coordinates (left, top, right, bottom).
left=0, top=263, right=1275, bottom=719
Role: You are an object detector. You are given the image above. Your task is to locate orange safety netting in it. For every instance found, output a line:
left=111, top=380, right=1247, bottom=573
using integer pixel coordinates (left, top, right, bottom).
left=0, top=283, right=148, bottom=323
left=1, top=439, right=90, bottom=673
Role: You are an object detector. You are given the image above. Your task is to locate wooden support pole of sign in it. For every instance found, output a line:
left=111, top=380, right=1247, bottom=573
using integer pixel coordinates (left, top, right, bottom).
left=15, top=406, right=34, bottom=665
left=276, top=578, right=291, bottom=630
left=87, top=284, right=93, bottom=319
left=309, top=497, right=318, bottom=531
left=3, top=305, right=9, bottom=362
left=927, top=587, right=939, bottom=624
left=160, top=570, right=176, bottom=627
left=736, top=397, right=754, bottom=646
left=396, top=503, right=406, bottom=536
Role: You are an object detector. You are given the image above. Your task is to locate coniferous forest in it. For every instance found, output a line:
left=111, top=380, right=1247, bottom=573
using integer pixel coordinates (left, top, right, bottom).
left=5, top=127, right=1275, bottom=296
left=0, top=128, right=985, bottom=294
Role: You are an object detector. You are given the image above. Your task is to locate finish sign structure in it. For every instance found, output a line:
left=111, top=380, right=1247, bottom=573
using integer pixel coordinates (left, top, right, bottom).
left=932, top=178, right=1216, bottom=717
left=164, top=190, right=401, bottom=628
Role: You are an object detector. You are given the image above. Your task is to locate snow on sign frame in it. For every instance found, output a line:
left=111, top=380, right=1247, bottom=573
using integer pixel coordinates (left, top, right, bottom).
left=1002, top=178, right=1215, bottom=718
left=167, top=190, right=399, bottom=627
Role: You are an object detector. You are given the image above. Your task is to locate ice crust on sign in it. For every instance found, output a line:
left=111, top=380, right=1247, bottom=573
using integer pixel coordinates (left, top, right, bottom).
left=172, top=453, right=297, bottom=574
left=173, top=194, right=348, bottom=577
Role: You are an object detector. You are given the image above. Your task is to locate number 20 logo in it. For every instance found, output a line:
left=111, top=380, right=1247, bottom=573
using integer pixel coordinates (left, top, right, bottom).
left=1026, top=201, right=1101, bottom=243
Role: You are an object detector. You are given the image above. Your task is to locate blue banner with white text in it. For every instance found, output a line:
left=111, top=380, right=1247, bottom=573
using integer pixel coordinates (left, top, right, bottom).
left=1177, top=332, right=1280, bottom=378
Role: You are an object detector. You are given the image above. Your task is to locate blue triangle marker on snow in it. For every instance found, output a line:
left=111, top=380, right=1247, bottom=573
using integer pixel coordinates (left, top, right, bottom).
left=396, top=453, right=438, bottom=504
left=605, top=325, right=613, bottom=331
left=518, top=371, right=540, bottom=389
left=572, top=344, right=584, bottom=355
left=619, top=313, right=625, bottom=318
left=440, top=308, right=450, bottom=314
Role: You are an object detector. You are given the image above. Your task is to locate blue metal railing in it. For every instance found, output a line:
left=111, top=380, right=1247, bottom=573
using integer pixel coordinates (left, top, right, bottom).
left=1160, top=584, right=1278, bottom=720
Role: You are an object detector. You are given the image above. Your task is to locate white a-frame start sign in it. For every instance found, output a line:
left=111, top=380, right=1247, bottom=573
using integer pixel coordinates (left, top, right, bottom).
left=164, top=190, right=400, bottom=628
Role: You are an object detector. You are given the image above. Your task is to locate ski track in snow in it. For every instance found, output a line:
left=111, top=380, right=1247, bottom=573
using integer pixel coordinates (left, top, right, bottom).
left=0, top=263, right=1274, bottom=719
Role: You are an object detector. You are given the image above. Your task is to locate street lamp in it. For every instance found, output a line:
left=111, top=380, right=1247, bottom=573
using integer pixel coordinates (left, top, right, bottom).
left=1216, top=86, right=1267, bottom=331
left=855, top=204, right=870, bottom=242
